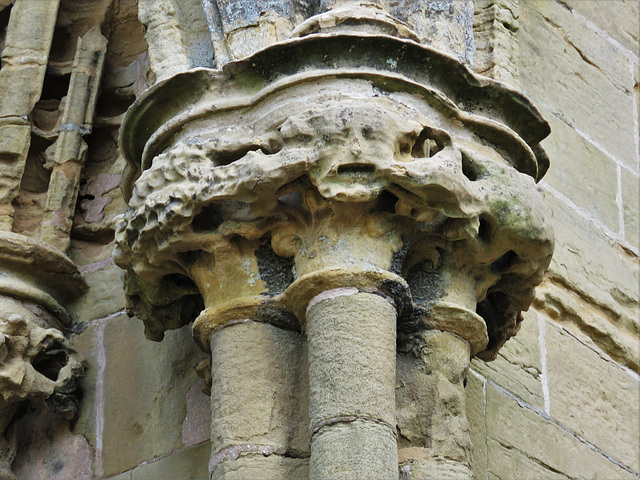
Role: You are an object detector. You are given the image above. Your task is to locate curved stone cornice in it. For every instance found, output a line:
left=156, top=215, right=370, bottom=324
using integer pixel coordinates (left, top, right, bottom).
left=0, top=232, right=87, bottom=327
left=119, top=32, right=550, bottom=200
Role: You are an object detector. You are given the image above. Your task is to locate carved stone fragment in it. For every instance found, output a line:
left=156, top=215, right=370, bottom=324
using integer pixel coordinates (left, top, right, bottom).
left=0, top=232, right=86, bottom=479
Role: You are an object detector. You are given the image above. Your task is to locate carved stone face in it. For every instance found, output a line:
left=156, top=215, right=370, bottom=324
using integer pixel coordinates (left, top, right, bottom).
left=279, top=102, right=421, bottom=201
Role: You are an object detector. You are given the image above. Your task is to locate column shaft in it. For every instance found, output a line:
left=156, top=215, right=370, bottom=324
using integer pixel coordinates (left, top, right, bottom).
left=397, top=330, right=473, bottom=479
left=209, top=322, right=308, bottom=480
left=306, top=289, right=397, bottom=480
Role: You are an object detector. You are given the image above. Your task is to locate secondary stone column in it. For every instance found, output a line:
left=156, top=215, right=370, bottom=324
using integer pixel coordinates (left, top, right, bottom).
left=280, top=204, right=408, bottom=480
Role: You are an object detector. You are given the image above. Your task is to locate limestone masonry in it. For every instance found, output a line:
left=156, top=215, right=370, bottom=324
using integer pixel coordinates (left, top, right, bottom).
left=0, top=1, right=637, bottom=479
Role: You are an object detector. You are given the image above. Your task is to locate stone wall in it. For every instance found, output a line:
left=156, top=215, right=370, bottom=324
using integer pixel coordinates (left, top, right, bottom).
left=0, top=1, right=638, bottom=479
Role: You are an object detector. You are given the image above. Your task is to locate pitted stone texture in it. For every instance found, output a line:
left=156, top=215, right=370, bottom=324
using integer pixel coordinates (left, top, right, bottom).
left=100, top=314, right=206, bottom=476
left=473, top=0, right=519, bottom=86
left=210, top=453, right=308, bottom=480
left=0, top=308, right=84, bottom=416
left=10, top=409, right=94, bottom=480
left=387, top=0, right=475, bottom=64
left=485, top=382, right=637, bottom=479
left=546, top=321, right=640, bottom=472
left=209, top=322, right=308, bottom=457
left=307, top=291, right=396, bottom=429
left=396, top=331, right=472, bottom=465
left=115, top=80, right=552, bottom=355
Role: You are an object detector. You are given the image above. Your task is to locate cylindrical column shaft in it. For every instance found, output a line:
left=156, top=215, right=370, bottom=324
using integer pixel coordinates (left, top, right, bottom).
left=306, top=289, right=397, bottom=480
left=397, top=329, right=474, bottom=479
left=208, top=321, right=308, bottom=480
left=38, top=27, right=107, bottom=253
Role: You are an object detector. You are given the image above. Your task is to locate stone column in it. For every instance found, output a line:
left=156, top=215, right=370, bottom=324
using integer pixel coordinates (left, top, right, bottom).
left=38, top=27, right=107, bottom=253
left=306, top=289, right=397, bottom=480
left=114, top=4, right=554, bottom=479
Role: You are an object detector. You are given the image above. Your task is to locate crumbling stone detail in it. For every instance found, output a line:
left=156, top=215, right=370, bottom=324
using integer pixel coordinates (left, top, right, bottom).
left=0, top=302, right=85, bottom=480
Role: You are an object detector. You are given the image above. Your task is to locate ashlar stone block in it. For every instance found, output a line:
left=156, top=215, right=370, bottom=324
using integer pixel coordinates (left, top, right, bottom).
left=546, top=320, right=640, bottom=472
left=540, top=110, right=620, bottom=232
left=519, top=0, right=636, bottom=167
left=100, top=314, right=206, bottom=476
left=471, top=309, right=543, bottom=409
left=485, top=382, right=637, bottom=479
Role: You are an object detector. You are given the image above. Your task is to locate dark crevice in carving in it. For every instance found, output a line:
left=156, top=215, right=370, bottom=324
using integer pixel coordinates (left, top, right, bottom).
left=337, top=164, right=375, bottom=175
left=478, top=217, right=492, bottom=242
left=490, top=250, right=519, bottom=274
left=32, top=341, right=69, bottom=382
left=192, top=204, right=224, bottom=232
left=461, top=152, right=480, bottom=181
left=405, top=260, right=446, bottom=304
left=411, top=128, right=445, bottom=158
left=374, top=189, right=400, bottom=214
left=255, top=238, right=295, bottom=296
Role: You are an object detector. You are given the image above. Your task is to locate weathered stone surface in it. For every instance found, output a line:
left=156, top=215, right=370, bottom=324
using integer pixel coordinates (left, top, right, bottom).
left=182, top=378, right=211, bottom=447
left=465, top=373, right=487, bottom=480
left=536, top=193, right=639, bottom=371
left=399, top=456, right=473, bottom=479
left=388, top=0, right=475, bottom=64
left=486, top=437, right=571, bottom=480
left=69, top=257, right=126, bottom=324
left=100, top=314, right=205, bottom=476
left=621, top=168, right=639, bottom=251
left=310, top=419, right=396, bottom=480
left=211, top=453, right=308, bottom=480
left=209, top=322, right=308, bottom=457
left=485, top=382, right=636, bottom=479
left=473, top=0, right=519, bottom=86
left=131, top=442, right=209, bottom=480
left=11, top=409, right=94, bottom=480
left=545, top=320, right=640, bottom=472
left=540, top=110, right=620, bottom=232
left=519, top=0, right=636, bottom=167
left=105, top=472, right=132, bottom=480
left=396, top=330, right=472, bottom=464
left=69, top=321, right=100, bottom=447
left=558, top=0, right=640, bottom=54
left=308, top=292, right=395, bottom=428
left=471, top=309, right=543, bottom=408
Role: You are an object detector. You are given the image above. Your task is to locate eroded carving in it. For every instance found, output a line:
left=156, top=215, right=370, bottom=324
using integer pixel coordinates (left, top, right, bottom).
left=115, top=88, right=552, bottom=357
left=0, top=308, right=84, bottom=480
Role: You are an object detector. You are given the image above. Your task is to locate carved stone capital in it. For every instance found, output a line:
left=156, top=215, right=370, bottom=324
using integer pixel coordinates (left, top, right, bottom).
left=114, top=30, right=552, bottom=357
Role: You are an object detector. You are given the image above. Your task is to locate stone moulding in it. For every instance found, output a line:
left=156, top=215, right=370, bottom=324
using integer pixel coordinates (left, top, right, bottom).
left=114, top=31, right=553, bottom=360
